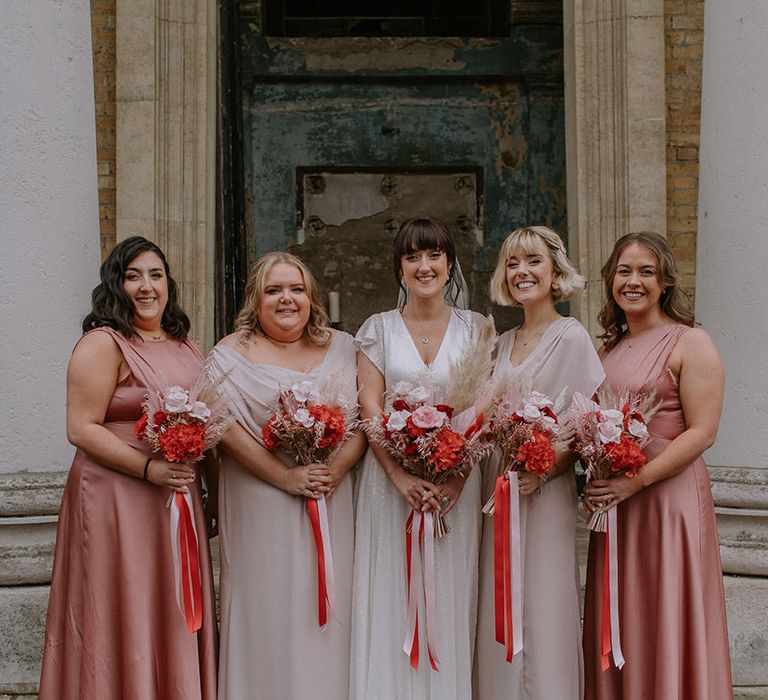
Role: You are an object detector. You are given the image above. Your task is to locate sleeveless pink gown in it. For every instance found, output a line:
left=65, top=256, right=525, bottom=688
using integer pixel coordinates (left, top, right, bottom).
left=39, top=328, right=217, bottom=700
left=583, top=323, right=732, bottom=699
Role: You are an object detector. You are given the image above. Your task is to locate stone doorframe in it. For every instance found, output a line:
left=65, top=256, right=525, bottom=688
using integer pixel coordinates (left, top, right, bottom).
left=115, top=0, right=667, bottom=342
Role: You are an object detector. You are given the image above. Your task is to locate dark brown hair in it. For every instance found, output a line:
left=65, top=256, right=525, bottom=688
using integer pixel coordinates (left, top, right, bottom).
left=598, top=231, right=694, bottom=350
left=82, top=236, right=190, bottom=340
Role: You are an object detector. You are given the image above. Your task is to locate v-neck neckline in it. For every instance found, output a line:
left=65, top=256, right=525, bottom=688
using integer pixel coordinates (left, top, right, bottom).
left=397, top=308, right=455, bottom=368
left=505, top=316, right=566, bottom=369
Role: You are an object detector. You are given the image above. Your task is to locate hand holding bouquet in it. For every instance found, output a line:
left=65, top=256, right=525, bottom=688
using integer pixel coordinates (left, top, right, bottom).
left=562, top=389, right=658, bottom=532
left=261, top=378, right=355, bottom=629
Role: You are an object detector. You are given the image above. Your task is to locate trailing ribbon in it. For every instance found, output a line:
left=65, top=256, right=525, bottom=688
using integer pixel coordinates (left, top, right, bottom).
left=403, top=510, right=440, bottom=671
left=169, top=491, right=203, bottom=634
left=307, top=496, right=336, bottom=629
left=600, top=505, right=625, bottom=670
left=493, top=471, right=523, bottom=661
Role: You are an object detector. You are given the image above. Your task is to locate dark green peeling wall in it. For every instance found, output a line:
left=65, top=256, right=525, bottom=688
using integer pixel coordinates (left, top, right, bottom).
left=238, top=25, right=565, bottom=331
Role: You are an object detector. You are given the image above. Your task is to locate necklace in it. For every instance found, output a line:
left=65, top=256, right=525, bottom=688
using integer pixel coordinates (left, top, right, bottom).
left=264, top=332, right=304, bottom=348
left=135, top=328, right=166, bottom=341
left=421, top=336, right=430, bottom=345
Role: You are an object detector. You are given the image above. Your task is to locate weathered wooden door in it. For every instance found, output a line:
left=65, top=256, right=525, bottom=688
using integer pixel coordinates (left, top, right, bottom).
left=229, top=5, right=565, bottom=332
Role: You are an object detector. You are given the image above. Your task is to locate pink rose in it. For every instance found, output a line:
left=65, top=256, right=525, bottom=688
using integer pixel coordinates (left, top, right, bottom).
left=411, top=405, right=447, bottom=430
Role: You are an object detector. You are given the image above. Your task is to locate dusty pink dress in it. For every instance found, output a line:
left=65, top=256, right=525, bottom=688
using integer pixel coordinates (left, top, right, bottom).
left=583, top=323, right=732, bottom=699
left=39, top=328, right=217, bottom=700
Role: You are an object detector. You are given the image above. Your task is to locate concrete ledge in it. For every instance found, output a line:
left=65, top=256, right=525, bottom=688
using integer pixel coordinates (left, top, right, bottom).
left=0, top=472, right=67, bottom=518
left=726, top=575, right=768, bottom=687
left=0, top=516, right=57, bottom=585
left=710, top=466, right=768, bottom=509
left=0, top=587, right=47, bottom=695
left=717, top=507, right=768, bottom=577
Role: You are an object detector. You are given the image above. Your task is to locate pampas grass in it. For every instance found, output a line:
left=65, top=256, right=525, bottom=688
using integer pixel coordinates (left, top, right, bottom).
left=445, top=314, right=497, bottom=414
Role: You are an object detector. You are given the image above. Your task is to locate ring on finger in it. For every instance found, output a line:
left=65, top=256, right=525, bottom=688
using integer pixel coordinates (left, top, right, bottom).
left=440, top=495, right=449, bottom=506
left=171, top=472, right=176, bottom=479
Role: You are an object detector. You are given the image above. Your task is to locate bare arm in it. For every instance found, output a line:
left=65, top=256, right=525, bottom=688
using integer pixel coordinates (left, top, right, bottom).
left=66, top=331, right=194, bottom=492
left=586, top=328, right=724, bottom=507
left=358, top=351, right=441, bottom=512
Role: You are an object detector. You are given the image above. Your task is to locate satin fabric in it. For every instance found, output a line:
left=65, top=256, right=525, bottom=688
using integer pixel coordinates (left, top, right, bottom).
left=39, top=328, right=217, bottom=700
left=583, top=323, right=732, bottom=699
left=474, top=317, right=605, bottom=700
left=350, top=308, right=485, bottom=700
left=206, top=331, right=357, bottom=700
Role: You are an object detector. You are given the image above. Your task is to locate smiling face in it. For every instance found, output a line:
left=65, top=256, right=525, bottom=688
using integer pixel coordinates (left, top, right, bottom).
left=123, top=251, right=169, bottom=330
left=611, top=242, right=665, bottom=316
left=257, top=262, right=311, bottom=340
left=399, top=248, right=451, bottom=300
left=504, top=238, right=555, bottom=307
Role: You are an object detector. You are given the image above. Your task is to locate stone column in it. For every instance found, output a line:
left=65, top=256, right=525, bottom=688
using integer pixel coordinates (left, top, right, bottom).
left=696, top=1, right=768, bottom=689
left=563, top=0, right=667, bottom=335
left=116, top=0, right=217, bottom=350
left=0, top=1, right=100, bottom=694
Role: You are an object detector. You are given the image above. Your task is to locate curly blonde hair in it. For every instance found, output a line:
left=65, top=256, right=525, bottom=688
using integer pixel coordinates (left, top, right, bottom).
left=489, top=226, right=585, bottom=307
left=235, top=252, right=331, bottom=346
left=598, top=232, right=694, bottom=350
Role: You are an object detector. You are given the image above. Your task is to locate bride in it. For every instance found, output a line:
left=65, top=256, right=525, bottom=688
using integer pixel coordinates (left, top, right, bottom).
left=350, top=217, right=486, bottom=699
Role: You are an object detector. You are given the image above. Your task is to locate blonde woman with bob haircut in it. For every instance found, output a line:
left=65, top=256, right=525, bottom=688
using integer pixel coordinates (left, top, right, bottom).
left=475, top=226, right=604, bottom=700
left=204, top=251, right=366, bottom=700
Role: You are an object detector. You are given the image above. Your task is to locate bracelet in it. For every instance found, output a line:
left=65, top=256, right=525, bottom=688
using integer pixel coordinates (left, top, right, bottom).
left=281, top=467, right=289, bottom=492
left=143, top=458, right=152, bottom=481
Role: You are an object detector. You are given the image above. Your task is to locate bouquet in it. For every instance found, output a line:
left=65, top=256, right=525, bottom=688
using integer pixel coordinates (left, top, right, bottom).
left=479, top=386, right=560, bottom=662
left=562, top=389, right=658, bottom=532
left=135, top=379, right=233, bottom=634
left=560, top=388, right=658, bottom=672
left=481, top=389, right=559, bottom=515
left=261, top=377, right=355, bottom=629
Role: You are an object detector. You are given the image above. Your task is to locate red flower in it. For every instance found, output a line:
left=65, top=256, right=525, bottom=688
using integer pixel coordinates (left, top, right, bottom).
left=406, top=415, right=427, bottom=438
left=428, top=428, right=466, bottom=472
left=262, top=416, right=279, bottom=451
left=392, top=399, right=411, bottom=412
left=517, top=430, right=556, bottom=476
left=434, top=404, right=454, bottom=419
left=605, top=435, right=646, bottom=476
left=153, top=410, right=167, bottom=426
left=310, top=405, right=346, bottom=449
left=134, top=412, right=148, bottom=440
left=158, top=422, right=206, bottom=463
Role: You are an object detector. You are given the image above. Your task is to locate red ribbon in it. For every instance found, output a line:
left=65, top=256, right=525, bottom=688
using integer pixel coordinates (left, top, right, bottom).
left=307, top=497, right=332, bottom=628
left=493, top=475, right=515, bottom=661
left=175, top=492, right=202, bottom=634
left=600, top=506, right=625, bottom=671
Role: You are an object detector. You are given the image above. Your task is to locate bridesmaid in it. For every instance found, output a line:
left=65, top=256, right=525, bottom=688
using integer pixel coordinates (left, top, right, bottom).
left=474, top=226, right=604, bottom=699
left=206, top=252, right=366, bottom=700
left=40, top=236, right=217, bottom=699
left=583, top=232, right=731, bottom=698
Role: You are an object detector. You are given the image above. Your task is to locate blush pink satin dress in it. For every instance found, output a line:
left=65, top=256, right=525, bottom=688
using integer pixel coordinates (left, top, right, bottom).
left=39, top=328, right=217, bottom=700
left=583, top=323, right=732, bottom=699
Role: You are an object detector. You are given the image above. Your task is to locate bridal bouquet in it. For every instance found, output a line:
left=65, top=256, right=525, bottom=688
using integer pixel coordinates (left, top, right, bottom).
left=479, top=386, right=560, bottom=662
left=262, top=378, right=355, bottom=629
left=135, top=381, right=232, bottom=634
left=481, top=390, right=559, bottom=515
left=562, top=389, right=658, bottom=532
left=560, top=388, right=658, bottom=671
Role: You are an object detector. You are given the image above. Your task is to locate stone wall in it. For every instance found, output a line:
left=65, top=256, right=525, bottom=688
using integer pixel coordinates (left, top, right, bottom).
left=665, top=0, right=704, bottom=298
left=91, top=0, right=117, bottom=259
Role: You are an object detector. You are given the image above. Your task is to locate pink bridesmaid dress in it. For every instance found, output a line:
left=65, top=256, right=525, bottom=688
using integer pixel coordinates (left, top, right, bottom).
left=583, top=323, right=732, bottom=699
left=39, top=328, right=217, bottom=700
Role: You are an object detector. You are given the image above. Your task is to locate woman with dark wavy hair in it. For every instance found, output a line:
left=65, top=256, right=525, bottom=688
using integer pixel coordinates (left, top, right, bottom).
left=40, top=236, right=217, bottom=700
left=582, top=232, right=731, bottom=698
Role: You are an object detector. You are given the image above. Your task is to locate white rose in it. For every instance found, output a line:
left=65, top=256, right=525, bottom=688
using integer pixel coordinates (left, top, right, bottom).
left=391, top=380, right=414, bottom=397
left=598, top=421, right=622, bottom=444
left=600, top=409, right=624, bottom=426
left=521, top=402, right=543, bottom=423
left=627, top=418, right=649, bottom=440
left=406, top=386, right=431, bottom=405
left=164, top=386, right=191, bottom=413
left=386, top=410, right=410, bottom=432
left=528, top=391, right=554, bottom=410
left=291, top=381, right=320, bottom=404
left=294, top=408, right=315, bottom=428
left=188, top=400, right=211, bottom=421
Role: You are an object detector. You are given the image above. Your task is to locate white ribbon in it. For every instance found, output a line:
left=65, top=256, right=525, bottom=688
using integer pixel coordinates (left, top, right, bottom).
left=168, top=491, right=200, bottom=621
left=507, top=471, right=524, bottom=655
left=403, top=511, right=422, bottom=658
left=607, top=505, right=626, bottom=669
left=422, top=511, right=440, bottom=667
left=317, top=495, right=337, bottom=628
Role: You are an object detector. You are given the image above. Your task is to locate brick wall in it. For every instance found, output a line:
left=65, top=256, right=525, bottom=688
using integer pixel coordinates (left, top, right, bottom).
left=665, top=0, right=704, bottom=299
left=90, top=0, right=116, bottom=259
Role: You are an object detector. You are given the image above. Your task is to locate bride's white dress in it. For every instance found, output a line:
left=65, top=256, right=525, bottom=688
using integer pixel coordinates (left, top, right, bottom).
left=350, top=308, right=485, bottom=700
